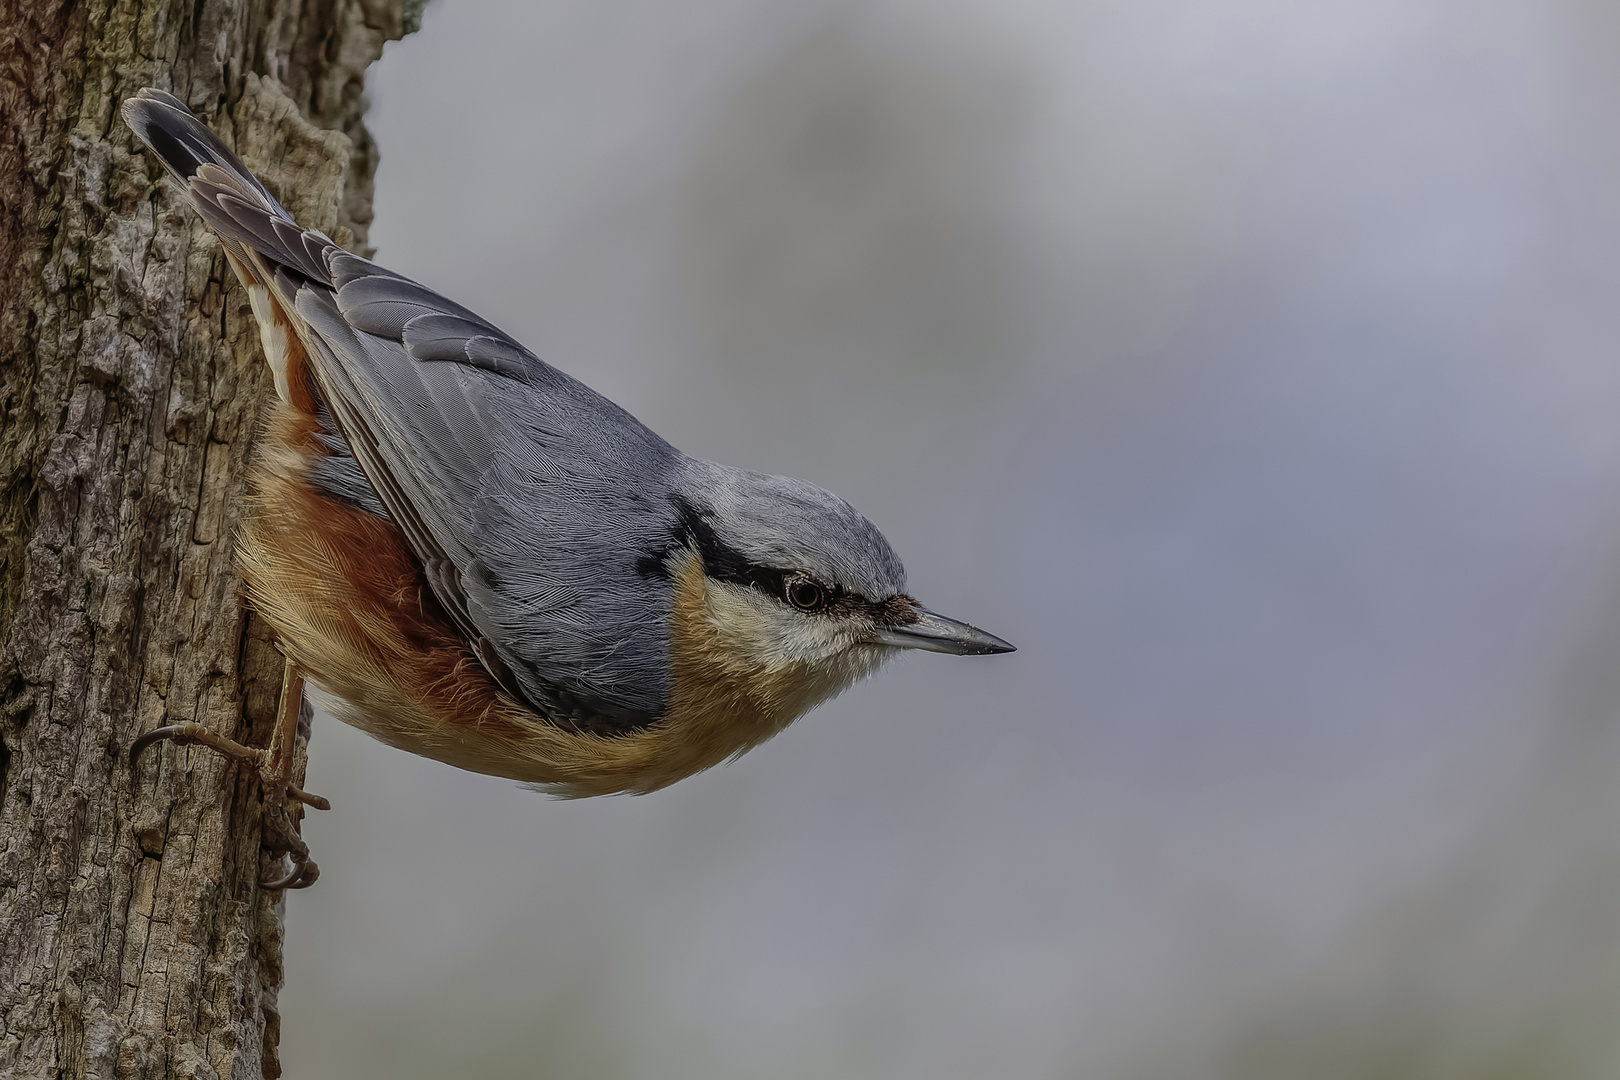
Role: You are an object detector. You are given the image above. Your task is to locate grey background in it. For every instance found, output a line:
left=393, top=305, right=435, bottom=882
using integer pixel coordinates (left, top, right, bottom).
left=279, top=0, right=1620, bottom=1076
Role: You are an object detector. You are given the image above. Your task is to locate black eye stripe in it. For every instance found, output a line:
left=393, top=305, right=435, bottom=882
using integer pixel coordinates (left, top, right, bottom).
left=659, top=494, right=904, bottom=618
left=661, top=496, right=806, bottom=596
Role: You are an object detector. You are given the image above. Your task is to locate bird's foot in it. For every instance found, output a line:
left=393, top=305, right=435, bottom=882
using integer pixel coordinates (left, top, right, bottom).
left=129, top=722, right=331, bottom=809
left=132, top=701, right=328, bottom=890
left=260, top=808, right=321, bottom=890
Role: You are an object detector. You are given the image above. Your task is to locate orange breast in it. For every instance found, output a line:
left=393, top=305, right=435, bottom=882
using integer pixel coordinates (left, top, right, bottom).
left=240, top=402, right=539, bottom=751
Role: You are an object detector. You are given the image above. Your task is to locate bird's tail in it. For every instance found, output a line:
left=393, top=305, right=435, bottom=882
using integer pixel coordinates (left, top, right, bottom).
left=122, top=89, right=293, bottom=225
left=122, top=88, right=337, bottom=291
left=124, top=88, right=344, bottom=407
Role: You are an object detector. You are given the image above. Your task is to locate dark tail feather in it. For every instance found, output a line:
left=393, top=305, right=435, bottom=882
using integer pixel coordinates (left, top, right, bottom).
left=123, top=88, right=338, bottom=285
left=121, top=88, right=291, bottom=225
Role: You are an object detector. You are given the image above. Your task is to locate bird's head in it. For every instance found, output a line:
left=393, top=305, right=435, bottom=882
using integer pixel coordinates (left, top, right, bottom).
left=661, top=461, right=1013, bottom=724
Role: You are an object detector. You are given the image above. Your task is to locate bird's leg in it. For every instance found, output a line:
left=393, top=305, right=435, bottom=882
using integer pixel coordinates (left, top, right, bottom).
left=265, top=661, right=330, bottom=811
left=131, top=657, right=328, bottom=889
left=257, top=661, right=324, bottom=889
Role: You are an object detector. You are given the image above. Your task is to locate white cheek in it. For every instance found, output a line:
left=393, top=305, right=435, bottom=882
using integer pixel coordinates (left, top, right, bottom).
left=703, top=581, right=855, bottom=668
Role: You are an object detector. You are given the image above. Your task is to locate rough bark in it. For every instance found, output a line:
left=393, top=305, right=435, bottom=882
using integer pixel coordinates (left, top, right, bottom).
left=0, top=2, right=415, bottom=1077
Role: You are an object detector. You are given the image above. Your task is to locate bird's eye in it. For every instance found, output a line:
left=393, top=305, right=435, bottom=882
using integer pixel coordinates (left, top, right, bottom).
left=785, top=576, right=826, bottom=612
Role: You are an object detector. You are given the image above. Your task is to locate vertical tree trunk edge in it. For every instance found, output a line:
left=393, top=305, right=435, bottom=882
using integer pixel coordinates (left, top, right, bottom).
left=0, top=3, right=414, bottom=1077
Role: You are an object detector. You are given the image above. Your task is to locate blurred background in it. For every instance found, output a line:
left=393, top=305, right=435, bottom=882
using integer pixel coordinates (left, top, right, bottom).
left=279, top=0, right=1620, bottom=1076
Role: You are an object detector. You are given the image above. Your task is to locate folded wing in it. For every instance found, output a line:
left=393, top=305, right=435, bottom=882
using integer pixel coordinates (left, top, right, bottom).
left=124, top=89, right=682, bottom=731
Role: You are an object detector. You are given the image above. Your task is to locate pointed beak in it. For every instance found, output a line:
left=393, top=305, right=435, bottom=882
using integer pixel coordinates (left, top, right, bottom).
left=870, top=606, right=1016, bottom=655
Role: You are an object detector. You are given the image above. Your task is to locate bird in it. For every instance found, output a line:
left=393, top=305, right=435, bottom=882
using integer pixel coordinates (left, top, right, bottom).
left=122, top=88, right=1013, bottom=874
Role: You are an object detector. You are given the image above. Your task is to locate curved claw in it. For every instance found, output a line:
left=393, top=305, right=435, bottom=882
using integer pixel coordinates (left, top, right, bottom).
left=262, top=860, right=301, bottom=890
left=263, top=851, right=320, bottom=891
left=288, top=858, right=320, bottom=889
left=130, top=721, right=264, bottom=771
left=130, top=723, right=198, bottom=768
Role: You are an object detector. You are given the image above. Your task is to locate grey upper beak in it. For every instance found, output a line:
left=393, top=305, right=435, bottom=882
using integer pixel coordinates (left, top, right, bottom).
left=870, top=606, right=1016, bottom=655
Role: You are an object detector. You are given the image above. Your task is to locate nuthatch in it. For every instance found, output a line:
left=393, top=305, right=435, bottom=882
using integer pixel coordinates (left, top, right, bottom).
left=123, top=89, right=1012, bottom=843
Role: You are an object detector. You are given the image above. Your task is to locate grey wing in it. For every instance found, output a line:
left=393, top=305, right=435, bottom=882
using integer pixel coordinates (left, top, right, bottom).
left=284, top=253, right=686, bottom=730
left=124, top=88, right=682, bottom=728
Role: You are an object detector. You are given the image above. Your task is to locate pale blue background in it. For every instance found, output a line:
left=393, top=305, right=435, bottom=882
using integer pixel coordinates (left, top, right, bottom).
left=282, top=1, right=1620, bottom=1075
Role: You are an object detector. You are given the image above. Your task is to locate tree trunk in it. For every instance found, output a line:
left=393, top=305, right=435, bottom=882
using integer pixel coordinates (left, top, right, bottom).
left=0, top=2, right=415, bottom=1076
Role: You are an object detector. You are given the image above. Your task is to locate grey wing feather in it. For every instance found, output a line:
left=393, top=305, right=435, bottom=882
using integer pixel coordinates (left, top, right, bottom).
left=403, top=316, right=533, bottom=379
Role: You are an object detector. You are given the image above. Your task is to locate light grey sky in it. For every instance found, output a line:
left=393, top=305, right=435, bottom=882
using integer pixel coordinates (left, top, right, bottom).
left=281, top=1, right=1620, bottom=1076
